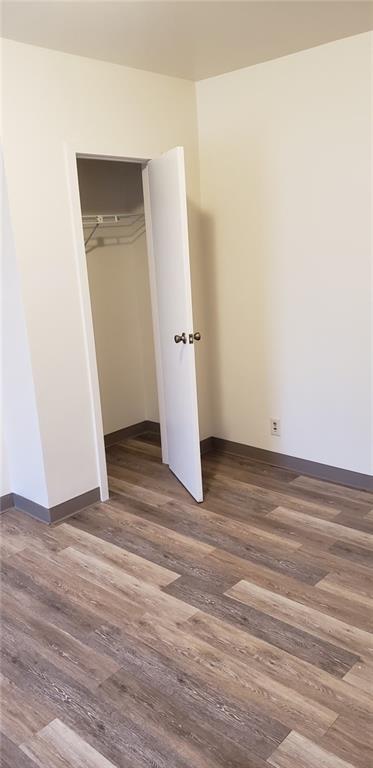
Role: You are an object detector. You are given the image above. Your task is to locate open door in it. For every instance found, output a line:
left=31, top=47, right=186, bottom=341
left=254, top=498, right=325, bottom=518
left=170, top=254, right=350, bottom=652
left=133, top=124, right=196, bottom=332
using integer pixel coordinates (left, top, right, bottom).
left=143, top=147, right=203, bottom=502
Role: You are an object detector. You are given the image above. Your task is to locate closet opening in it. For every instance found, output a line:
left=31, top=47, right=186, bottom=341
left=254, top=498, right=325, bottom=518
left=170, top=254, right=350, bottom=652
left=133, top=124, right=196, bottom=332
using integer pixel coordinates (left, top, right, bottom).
left=69, top=145, right=203, bottom=503
left=76, top=156, right=162, bottom=498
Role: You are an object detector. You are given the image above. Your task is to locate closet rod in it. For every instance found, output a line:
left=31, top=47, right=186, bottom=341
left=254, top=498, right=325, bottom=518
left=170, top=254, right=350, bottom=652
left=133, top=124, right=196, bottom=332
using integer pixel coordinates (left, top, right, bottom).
left=83, top=212, right=145, bottom=247
left=82, top=212, right=144, bottom=224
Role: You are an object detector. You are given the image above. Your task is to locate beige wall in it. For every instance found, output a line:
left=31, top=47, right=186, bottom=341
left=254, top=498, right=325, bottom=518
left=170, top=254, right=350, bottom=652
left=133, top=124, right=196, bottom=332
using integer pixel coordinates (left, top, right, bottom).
left=197, top=32, right=373, bottom=474
left=77, top=159, right=158, bottom=435
left=1, top=38, right=208, bottom=506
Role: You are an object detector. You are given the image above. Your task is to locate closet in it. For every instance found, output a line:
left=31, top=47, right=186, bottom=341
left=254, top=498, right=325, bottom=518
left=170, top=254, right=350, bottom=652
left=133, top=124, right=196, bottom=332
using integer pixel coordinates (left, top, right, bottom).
left=77, top=158, right=158, bottom=438
left=74, top=148, right=203, bottom=502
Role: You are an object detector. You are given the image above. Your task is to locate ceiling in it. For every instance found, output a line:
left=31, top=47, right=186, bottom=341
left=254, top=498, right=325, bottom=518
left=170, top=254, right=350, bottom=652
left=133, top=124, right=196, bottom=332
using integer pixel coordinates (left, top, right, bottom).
left=2, top=1, right=373, bottom=81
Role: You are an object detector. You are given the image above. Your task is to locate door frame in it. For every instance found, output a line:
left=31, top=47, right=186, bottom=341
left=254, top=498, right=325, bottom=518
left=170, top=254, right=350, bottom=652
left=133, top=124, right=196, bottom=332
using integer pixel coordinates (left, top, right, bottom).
left=64, top=143, right=168, bottom=501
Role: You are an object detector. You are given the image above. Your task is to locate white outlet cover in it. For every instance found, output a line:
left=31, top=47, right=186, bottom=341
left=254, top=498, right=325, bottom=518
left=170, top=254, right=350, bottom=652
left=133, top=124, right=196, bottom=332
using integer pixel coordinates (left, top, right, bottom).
left=271, top=419, right=281, bottom=436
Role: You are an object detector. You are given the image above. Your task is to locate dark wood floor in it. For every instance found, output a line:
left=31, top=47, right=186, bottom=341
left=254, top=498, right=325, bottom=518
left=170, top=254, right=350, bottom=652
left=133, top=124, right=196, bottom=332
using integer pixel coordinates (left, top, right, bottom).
left=1, top=433, right=373, bottom=767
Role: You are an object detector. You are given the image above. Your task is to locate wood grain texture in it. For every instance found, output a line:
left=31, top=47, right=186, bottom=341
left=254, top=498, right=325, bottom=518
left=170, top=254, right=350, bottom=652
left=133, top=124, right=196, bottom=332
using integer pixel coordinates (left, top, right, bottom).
left=328, top=540, right=373, bottom=568
left=268, top=506, right=373, bottom=550
left=90, top=623, right=279, bottom=766
left=315, top=573, right=373, bottom=613
left=186, top=612, right=373, bottom=721
left=1, top=595, right=120, bottom=693
left=268, top=731, right=356, bottom=768
left=0, top=676, right=51, bottom=746
left=20, top=718, right=118, bottom=768
left=226, top=580, right=373, bottom=659
left=0, top=733, right=38, bottom=768
left=343, top=661, right=373, bottom=694
left=1, top=433, right=372, bottom=768
left=165, top=575, right=360, bottom=676
left=289, top=475, right=373, bottom=508
left=320, top=715, right=373, bottom=768
left=58, top=522, right=180, bottom=586
left=98, top=668, right=261, bottom=768
left=131, top=614, right=338, bottom=739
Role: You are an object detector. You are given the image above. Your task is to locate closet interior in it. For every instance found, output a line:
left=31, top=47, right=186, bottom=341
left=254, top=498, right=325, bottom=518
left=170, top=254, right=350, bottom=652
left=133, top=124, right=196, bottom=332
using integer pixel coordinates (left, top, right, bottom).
left=76, top=158, right=159, bottom=445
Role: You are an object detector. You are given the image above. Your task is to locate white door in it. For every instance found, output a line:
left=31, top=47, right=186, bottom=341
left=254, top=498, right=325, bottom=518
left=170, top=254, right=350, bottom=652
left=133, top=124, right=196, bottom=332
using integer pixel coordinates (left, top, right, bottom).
left=143, top=147, right=203, bottom=502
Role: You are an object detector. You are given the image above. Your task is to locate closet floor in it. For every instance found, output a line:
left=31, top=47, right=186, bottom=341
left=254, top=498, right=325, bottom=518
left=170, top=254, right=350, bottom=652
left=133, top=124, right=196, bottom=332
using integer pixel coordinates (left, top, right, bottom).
left=1, top=433, right=373, bottom=768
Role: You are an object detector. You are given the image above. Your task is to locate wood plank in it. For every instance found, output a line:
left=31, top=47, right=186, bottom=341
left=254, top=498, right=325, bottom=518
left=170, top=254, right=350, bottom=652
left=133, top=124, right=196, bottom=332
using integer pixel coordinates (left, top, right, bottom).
left=107, top=462, right=191, bottom=502
left=90, top=620, right=277, bottom=766
left=315, top=573, right=373, bottom=613
left=0, top=509, right=73, bottom=559
left=0, top=676, right=52, bottom=745
left=106, top=453, right=192, bottom=501
left=0, top=523, right=33, bottom=558
left=121, top=495, right=338, bottom=583
left=268, top=731, right=355, bottom=768
left=0, top=733, right=38, bottom=768
left=118, top=437, right=162, bottom=459
left=107, top=473, right=172, bottom=507
left=1, top=559, right=123, bottom=645
left=10, top=545, right=196, bottom=626
left=320, top=715, right=373, bottom=768
left=203, top=546, right=327, bottom=592
left=187, top=611, right=373, bottom=721
left=121, top=613, right=337, bottom=739
left=204, top=449, right=299, bottom=485
left=328, top=540, right=373, bottom=568
left=332, top=510, right=373, bottom=534
left=21, top=718, right=118, bottom=768
left=268, top=506, right=373, bottom=550
left=56, top=546, right=191, bottom=623
left=110, top=493, right=302, bottom=552
left=1, top=596, right=120, bottom=693
left=0, top=626, right=174, bottom=768
left=205, top=548, right=372, bottom=632
left=343, top=661, right=373, bottom=695
left=203, top=456, right=360, bottom=514
left=317, top=567, right=373, bottom=602
left=290, top=475, right=373, bottom=507
left=226, top=580, right=373, bottom=661
left=3, top=546, right=147, bottom=630
left=99, top=668, right=258, bottom=768
left=106, top=494, right=331, bottom=587
left=204, top=470, right=343, bottom=520
left=106, top=442, right=161, bottom=468
left=205, top=492, right=343, bottom=553
left=67, top=505, right=229, bottom=590
left=289, top=541, right=373, bottom=593
left=165, top=576, right=359, bottom=676
left=71, top=499, right=214, bottom=564
left=59, top=522, right=180, bottom=586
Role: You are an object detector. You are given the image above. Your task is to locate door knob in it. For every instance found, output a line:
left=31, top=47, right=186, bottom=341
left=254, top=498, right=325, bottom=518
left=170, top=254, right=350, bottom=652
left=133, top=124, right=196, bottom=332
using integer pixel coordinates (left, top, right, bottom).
left=174, top=333, right=187, bottom=344
left=188, top=331, right=202, bottom=344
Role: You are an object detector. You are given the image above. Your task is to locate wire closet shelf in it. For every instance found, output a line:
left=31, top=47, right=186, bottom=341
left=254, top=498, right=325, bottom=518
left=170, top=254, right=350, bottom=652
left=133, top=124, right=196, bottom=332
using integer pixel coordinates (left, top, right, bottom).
left=82, top=211, right=145, bottom=248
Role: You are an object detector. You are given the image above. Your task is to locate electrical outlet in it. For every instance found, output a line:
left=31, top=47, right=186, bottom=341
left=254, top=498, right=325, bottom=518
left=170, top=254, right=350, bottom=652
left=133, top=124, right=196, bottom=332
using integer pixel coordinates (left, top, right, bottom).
left=271, top=418, right=281, bottom=437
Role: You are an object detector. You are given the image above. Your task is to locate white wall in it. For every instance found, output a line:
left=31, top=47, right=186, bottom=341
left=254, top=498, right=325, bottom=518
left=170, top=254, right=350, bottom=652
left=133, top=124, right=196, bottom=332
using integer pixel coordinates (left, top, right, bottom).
left=197, top=32, right=373, bottom=474
left=0, top=160, right=11, bottom=498
left=0, top=438, right=10, bottom=498
left=1, top=38, right=208, bottom=506
left=1, top=153, right=48, bottom=504
left=77, top=159, right=158, bottom=434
